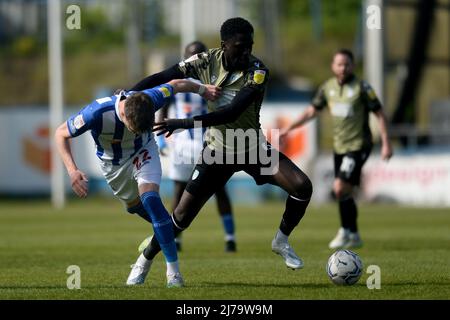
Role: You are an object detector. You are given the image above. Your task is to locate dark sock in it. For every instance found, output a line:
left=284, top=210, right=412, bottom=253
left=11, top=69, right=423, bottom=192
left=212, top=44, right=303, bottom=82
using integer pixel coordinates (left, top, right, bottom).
left=279, top=195, right=310, bottom=236
left=339, top=197, right=358, bottom=232
left=221, top=213, right=235, bottom=236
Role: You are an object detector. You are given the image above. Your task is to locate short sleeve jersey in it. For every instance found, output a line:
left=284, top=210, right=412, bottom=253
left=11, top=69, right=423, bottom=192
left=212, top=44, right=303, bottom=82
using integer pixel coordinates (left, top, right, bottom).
left=312, top=76, right=382, bottom=154
left=66, top=84, right=174, bottom=166
left=177, top=48, right=269, bottom=153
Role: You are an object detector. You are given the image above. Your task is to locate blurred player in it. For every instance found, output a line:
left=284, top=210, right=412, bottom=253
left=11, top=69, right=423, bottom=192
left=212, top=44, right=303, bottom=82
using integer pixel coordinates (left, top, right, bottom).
left=54, top=79, right=220, bottom=287
left=140, top=41, right=237, bottom=253
left=129, top=17, right=313, bottom=283
left=280, top=49, right=393, bottom=249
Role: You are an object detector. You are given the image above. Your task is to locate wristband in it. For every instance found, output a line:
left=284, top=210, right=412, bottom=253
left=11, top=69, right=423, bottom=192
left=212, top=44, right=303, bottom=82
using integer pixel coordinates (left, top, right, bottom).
left=197, top=84, right=206, bottom=96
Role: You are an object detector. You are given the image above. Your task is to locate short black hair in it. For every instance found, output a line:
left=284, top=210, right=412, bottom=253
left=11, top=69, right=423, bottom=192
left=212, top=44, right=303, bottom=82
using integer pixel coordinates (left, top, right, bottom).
left=184, top=41, right=207, bottom=58
left=124, top=92, right=155, bottom=134
left=334, top=48, right=354, bottom=63
left=220, top=17, right=254, bottom=41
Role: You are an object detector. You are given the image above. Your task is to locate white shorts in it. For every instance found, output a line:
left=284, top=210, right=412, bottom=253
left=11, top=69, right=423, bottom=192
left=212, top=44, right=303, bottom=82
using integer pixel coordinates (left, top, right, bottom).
left=100, top=139, right=161, bottom=206
left=168, top=138, right=203, bottom=182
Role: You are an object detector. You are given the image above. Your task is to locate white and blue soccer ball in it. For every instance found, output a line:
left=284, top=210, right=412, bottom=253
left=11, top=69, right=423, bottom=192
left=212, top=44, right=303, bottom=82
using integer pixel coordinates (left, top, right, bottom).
left=327, top=249, right=363, bottom=286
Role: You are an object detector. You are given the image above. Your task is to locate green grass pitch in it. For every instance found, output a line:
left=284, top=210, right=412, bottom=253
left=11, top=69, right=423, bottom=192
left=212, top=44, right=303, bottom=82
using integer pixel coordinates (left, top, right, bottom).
left=0, top=197, right=449, bottom=300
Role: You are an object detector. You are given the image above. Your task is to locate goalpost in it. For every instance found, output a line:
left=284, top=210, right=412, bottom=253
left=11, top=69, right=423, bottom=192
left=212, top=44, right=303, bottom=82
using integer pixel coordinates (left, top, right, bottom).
left=48, top=0, right=65, bottom=208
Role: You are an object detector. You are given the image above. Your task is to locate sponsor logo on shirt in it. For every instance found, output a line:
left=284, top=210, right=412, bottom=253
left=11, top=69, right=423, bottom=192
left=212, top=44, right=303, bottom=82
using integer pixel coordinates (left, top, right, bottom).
left=74, top=114, right=85, bottom=129
left=253, top=70, right=266, bottom=84
left=159, top=86, right=171, bottom=98
left=367, top=88, right=377, bottom=100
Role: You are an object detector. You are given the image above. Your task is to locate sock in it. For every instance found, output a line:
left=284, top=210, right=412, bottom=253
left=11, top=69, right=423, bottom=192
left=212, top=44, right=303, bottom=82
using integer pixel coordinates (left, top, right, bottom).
left=140, top=191, right=178, bottom=263
left=127, top=202, right=152, bottom=224
left=279, top=195, right=310, bottom=236
left=137, top=253, right=152, bottom=267
left=166, top=261, right=180, bottom=275
left=339, top=197, right=358, bottom=233
left=143, top=215, right=184, bottom=260
left=274, top=229, right=288, bottom=243
left=221, top=213, right=235, bottom=238
left=225, top=234, right=235, bottom=242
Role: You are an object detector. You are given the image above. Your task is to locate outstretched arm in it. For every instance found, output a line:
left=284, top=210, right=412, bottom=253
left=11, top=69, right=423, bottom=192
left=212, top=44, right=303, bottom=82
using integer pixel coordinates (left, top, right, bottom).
left=153, top=85, right=260, bottom=137
left=167, top=79, right=221, bottom=101
left=280, top=105, right=319, bottom=139
left=373, top=109, right=393, bottom=161
left=54, top=122, right=89, bottom=197
left=130, top=65, right=185, bottom=91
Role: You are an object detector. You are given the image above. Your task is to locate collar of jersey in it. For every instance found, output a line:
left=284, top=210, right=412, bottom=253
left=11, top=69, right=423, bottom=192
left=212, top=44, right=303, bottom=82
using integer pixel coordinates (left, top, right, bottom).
left=337, top=74, right=356, bottom=86
left=115, top=90, right=126, bottom=122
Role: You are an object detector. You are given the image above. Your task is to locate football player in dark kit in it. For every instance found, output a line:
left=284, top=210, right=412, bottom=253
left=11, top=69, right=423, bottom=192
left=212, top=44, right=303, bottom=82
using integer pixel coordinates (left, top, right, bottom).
left=281, top=49, right=393, bottom=249
left=128, top=17, right=313, bottom=282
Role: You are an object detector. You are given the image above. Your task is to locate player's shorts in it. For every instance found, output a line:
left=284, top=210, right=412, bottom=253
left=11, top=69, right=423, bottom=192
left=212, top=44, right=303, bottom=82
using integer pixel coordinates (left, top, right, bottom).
left=100, top=139, right=161, bottom=207
left=168, top=138, right=203, bottom=182
left=333, top=147, right=372, bottom=186
left=185, top=141, right=288, bottom=197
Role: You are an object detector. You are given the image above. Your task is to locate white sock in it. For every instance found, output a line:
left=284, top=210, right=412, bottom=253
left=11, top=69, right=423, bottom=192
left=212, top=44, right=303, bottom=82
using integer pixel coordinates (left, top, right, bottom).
left=275, top=229, right=288, bottom=243
left=137, top=253, right=152, bottom=267
left=225, top=234, right=235, bottom=242
left=166, top=261, right=180, bottom=275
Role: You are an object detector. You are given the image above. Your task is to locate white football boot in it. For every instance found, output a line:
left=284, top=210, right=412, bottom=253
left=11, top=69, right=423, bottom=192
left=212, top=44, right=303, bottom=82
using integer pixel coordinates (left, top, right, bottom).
left=166, top=272, right=184, bottom=288
left=271, top=237, right=304, bottom=270
left=328, top=228, right=350, bottom=249
left=126, top=253, right=152, bottom=285
left=344, top=232, right=363, bottom=249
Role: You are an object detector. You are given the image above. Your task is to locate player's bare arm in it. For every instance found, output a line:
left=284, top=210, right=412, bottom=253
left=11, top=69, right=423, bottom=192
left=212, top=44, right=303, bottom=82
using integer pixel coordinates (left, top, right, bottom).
left=280, top=105, right=319, bottom=140
left=167, top=79, right=221, bottom=101
left=54, top=122, right=89, bottom=197
left=373, top=109, right=393, bottom=161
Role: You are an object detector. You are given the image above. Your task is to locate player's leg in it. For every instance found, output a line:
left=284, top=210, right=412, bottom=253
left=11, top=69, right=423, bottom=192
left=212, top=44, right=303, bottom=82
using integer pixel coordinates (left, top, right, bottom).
left=247, top=149, right=313, bottom=269
left=125, top=197, right=152, bottom=224
left=104, top=164, right=152, bottom=224
left=138, top=183, right=183, bottom=287
left=128, top=143, right=183, bottom=287
left=168, top=142, right=196, bottom=252
left=330, top=150, right=370, bottom=249
left=329, top=177, right=357, bottom=248
left=143, top=157, right=234, bottom=261
left=172, top=180, right=187, bottom=251
left=214, top=186, right=236, bottom=252
left=137, top=181, right=187, bottom=253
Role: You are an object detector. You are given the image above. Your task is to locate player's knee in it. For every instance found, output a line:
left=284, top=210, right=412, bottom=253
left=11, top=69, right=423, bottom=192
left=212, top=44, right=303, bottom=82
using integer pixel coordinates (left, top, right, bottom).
left=333, top=187, right=350, bottom=200
left=293, top=176, right=313, bottom=200
left=173, top=211, right=192, bottom=230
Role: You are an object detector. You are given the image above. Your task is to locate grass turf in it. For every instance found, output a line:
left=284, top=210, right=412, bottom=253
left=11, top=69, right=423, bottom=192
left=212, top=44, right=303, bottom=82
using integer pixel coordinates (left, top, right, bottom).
left=0, top=197, right=449, bottom=300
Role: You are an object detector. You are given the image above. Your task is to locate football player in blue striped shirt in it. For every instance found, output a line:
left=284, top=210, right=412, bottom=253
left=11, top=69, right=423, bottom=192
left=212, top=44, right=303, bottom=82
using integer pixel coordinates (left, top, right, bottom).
left=54, top=79, right=221, bottom=287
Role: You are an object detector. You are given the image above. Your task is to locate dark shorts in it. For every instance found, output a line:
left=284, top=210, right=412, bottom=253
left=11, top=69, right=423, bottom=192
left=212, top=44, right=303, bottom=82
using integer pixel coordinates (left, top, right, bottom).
left=186, top=143, right=288, bottom=196
left=333, top=147, right=372, bottom=186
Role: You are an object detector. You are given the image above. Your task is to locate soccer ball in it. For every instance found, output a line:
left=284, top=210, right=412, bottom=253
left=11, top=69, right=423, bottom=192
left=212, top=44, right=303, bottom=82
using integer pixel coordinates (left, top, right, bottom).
left=326, top=249, right=363, bottom=286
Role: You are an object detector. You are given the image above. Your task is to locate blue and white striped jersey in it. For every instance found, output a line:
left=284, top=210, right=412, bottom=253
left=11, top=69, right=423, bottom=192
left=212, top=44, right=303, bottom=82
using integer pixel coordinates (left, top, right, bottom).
left=67, top=84, right=173, bottom=166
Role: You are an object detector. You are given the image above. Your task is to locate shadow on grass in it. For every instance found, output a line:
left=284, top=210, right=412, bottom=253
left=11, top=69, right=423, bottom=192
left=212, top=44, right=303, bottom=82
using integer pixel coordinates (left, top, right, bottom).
left=198, top=282, right=332, bottom=289
left=0, top=284, right=130, bottom=290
